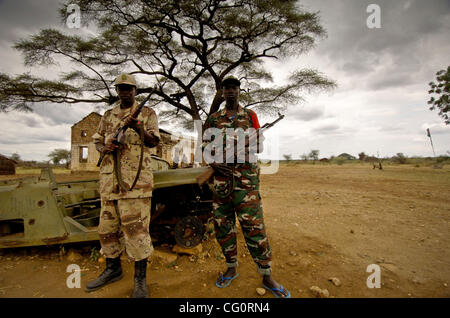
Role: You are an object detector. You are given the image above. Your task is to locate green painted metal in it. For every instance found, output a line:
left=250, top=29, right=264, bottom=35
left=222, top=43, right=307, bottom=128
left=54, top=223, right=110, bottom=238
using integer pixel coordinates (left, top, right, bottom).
left=153, top=167, right=210, bottom=189
left=0, top=163, right=211, bottom=249
left=0, top=168, right=100, bottom=248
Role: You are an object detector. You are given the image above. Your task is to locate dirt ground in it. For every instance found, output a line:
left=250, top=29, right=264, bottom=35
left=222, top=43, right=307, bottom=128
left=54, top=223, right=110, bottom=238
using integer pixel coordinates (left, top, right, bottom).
left=1, top=163, right=449, bottom=298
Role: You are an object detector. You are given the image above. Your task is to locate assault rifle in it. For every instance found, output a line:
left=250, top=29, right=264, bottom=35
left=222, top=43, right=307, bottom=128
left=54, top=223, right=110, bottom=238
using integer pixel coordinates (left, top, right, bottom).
left=196, top=112, right=285, bottom=185
left=96, top=91, right=154, bottom=167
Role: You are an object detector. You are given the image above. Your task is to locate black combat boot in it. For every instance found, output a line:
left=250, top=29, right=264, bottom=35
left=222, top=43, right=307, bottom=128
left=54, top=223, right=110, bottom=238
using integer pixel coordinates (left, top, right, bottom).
left=85, top=256, right=123, bottom=292
left=132, top=259, right=148, bottom=298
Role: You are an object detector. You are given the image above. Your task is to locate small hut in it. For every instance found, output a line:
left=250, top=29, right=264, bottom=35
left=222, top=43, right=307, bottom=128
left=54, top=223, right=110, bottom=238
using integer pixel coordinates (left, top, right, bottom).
left=0, top=154, right=17, bottom=175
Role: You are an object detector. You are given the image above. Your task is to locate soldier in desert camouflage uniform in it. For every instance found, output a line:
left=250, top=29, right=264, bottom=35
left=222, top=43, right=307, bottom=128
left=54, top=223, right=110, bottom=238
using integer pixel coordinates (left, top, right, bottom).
left=203, top=76, right=290, bottom=298
left=85, top=73, right=160, bottom=298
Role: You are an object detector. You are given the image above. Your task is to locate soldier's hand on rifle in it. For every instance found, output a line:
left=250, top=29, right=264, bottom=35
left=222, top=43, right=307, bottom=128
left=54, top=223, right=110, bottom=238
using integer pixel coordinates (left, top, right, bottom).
left=123, top=115, right=141, bottom=131
left=102, top=141, right=119, bottom=154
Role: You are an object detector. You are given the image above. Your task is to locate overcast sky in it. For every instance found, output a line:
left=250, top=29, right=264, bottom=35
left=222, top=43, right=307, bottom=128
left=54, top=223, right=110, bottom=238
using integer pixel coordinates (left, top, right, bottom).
left=0, top=0, right=449, bottom=161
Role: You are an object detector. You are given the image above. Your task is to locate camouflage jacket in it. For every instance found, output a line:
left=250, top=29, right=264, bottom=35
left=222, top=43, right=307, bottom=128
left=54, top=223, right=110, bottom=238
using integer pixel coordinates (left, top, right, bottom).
left=92, top=101, right=160, bottom=200
left=203, top=105, right=261, bottom=192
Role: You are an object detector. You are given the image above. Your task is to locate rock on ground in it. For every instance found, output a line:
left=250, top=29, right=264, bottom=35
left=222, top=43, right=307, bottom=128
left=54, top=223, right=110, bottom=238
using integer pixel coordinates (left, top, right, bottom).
left=310, top=286, right=330, bottom=298
left=153, top=249, right=178, bottom=264
left=256, top=288, right=266, bottom=296
left=328, top=277, right=341, bottom=287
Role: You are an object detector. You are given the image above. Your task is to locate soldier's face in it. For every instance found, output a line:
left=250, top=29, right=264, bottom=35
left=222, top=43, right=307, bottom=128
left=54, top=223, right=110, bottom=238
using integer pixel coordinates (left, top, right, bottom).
left=222, top=84, right=240, bottom=104
left=116, top=85, right=136, bottom=104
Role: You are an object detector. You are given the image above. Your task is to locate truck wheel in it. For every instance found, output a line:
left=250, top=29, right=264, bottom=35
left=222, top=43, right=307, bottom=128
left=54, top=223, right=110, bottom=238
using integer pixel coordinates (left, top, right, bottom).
left=174, top=216, right=204, bottom=248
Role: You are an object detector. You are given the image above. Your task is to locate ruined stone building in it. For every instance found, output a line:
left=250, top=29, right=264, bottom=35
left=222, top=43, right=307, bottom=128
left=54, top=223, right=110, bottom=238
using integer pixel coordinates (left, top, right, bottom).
left=0, top=154, right=17, bottom=175
left=70, top=112, right=102, bottom=172
left=70, top=112, right=190, bottom=171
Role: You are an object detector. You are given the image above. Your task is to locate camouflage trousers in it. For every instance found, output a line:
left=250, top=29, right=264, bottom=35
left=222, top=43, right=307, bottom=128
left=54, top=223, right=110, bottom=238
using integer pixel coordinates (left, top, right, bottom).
left=213, top=188, right=272, bottom=275
left=98, top=197, right=154, bottom=261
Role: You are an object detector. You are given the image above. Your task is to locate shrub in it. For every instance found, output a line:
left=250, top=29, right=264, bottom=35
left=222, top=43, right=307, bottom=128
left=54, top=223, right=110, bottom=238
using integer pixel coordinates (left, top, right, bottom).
left=392, top=153, right=407, bottom=164
left=436, top=156, right=449, bottom=164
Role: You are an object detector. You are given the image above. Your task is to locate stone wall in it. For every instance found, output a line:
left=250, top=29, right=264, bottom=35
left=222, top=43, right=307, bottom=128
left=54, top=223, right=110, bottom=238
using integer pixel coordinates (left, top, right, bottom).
left=155, top=132, right=179, bottom=164
left=70, top=113, right=102, bottom=172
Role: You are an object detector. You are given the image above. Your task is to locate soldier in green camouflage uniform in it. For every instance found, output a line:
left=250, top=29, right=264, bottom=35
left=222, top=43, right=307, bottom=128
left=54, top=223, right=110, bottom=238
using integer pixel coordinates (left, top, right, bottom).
left=203, top=76, right=290, bottom=298
left=85, top=73, right=160, bottom=298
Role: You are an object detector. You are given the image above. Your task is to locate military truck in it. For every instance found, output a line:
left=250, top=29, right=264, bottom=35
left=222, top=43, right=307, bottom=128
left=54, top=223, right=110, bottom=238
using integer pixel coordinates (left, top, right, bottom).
left=0, top=155, right=213, bottom=249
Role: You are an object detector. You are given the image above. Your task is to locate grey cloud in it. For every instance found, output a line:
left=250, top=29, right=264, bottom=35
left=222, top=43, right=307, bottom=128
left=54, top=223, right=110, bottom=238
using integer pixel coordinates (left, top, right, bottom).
left=32, top=103, right=93, bottom=125
left=289, top=106, right=325, bottom=121
left=369, top=72, right=415, bottom=90
left=4, top=112, right=44, bottom=128
left=0, top=130, right=69, bottom=144
left=20, top=114, right=43, bottom=128
left=0, top=110, right=72, bottom=146
left=0, top=0, right=63, bottom=44
left=378, top=125, right=404, bottom=133
left=341, top=60, right=374, bottom=75
left=312, top=123, right=340, bottom=135
left=310, top=121, right=359, bottom=136
left=306, top=0, right=450, bottom=56
left=301, top=0, right=450, bottom=89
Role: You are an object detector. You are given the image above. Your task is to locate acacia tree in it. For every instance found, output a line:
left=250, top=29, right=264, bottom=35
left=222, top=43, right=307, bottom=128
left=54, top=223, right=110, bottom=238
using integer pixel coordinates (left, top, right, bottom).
left=48, top=148, right=71, bottom=167
left=428, top=66, right=449, bottom=125
left=10, top=153, right=21, bottom=162
left=308, top=149, right=319, bottom=161
left=358, top=152, right=366, bottom=161
left=0, top=0, right=335, bottom=128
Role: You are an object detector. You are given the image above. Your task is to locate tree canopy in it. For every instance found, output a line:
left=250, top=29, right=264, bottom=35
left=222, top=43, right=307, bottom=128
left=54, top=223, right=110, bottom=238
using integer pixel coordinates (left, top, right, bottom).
left=308, top=149, right=319, bottom=161
left=428, top=66, right=449, bottom=125
left=10, top=153, right=21, bottom=162
left=0, top=0, right=335, bottom=128
left=358, top=152, right=366, bottom=161
left=48, top=148, right=71, bottom=166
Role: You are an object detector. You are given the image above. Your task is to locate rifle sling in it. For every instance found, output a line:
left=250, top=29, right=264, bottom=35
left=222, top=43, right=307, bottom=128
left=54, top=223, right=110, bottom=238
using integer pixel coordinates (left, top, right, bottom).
left=114, top=124, right=145, bottom=192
